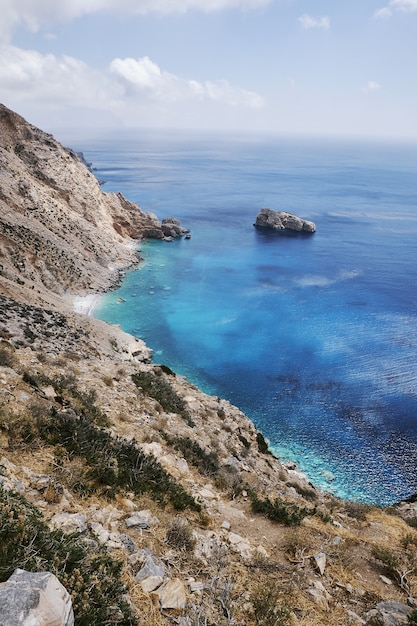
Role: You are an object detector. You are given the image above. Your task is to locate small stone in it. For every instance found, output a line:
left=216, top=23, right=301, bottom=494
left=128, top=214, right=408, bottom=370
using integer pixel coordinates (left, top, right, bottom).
left=379, top=574, right=393, bottom=585
left=133, top=550, right=165, bottom=582
left=188, top=580, right=205, bottom=593
left=125, top=510, right=159, bottom=529
left=313, top=551, right=326, bottom=576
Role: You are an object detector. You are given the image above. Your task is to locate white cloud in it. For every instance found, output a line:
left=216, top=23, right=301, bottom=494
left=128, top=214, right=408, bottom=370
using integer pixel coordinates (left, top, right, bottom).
left=110, top=56, right=264, bottom=107
left=363, top=80, right=381, bottom=92
left=0, top=0, right=272, bottom=41
left=298, top=13, right=330, bottom=30
left=0, top=44, right=263, bottom=122
left=0, top=44, right=116, bottom=106
left=375, top=0, right=417, bottom=17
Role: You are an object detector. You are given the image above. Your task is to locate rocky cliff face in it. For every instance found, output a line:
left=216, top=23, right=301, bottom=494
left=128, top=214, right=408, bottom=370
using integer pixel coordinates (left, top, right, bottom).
left=0, top=104, right=180, bottom=303
left=0, top=105, right=416, bottom=626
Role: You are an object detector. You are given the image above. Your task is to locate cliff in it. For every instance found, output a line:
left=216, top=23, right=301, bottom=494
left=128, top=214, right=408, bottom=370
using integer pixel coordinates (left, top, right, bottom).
left=0, top=103, right=182, bottom=308
left=0, top=104, right=416, bottom=626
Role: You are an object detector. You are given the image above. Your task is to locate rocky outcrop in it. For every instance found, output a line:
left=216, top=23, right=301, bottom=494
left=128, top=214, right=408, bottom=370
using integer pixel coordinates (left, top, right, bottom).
left=0, top=103, right=187, bottom=302
left=161, top=217, right=190, bottom=239
left=254, top=207, right=316, bottom=233
left=0, top=569, right=74, bottom=626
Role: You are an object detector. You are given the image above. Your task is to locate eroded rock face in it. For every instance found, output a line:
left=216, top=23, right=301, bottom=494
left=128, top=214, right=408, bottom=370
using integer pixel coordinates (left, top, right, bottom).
left=0, top=104, right=187, bottom=299
left=254, top=208, right=316, bottom=233
left=0, top=568, right=74, bottom=626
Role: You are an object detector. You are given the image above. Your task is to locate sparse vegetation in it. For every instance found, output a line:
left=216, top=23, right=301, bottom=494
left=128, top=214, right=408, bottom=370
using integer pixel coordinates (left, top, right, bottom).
left=256, top=431, right=270, bottom=454
left=166, top=517, right=196, bottom=552
left=132, top=368, right=195, bottom=426
left=250, top=584, right=292, bottom=626
left=251, top=493, right=312, bottom=526
left=40, top=409, right=200, bottom=511
left=162, top=432, right=220, bottom=476
left=0, top=487, right=137, bottom=626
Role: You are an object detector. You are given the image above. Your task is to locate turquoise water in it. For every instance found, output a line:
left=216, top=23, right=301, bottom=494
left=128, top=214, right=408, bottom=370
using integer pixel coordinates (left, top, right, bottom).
left=75, top=130, right=417, bottom=505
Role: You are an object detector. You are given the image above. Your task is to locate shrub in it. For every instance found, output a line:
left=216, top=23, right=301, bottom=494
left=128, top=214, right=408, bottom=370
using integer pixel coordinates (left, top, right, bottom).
left=287, top=481, right=317, bottom=501
left=0, top=408, right=40, bottom=450
left=256, top=431, right=271, bottom=454
left=40, top=410, right=200, bottom=511
left=0, top=345, right=15, bottom=368
left=0, top=487, right=137, bottom=626
left=343, top=501, right=371, bottom=521
left=132, top=370, right=194, bottom=426
left=251, top=584, right=292, bottom=626
left=162, top=432, right=219, bottom=476
left=251, top=494, right=311, bottom=526
left=166, top=518, right=196, bottom=552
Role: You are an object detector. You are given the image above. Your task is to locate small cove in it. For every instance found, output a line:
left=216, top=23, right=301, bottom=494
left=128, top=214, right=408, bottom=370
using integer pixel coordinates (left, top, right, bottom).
left=80, top=130, right=417, bottom=505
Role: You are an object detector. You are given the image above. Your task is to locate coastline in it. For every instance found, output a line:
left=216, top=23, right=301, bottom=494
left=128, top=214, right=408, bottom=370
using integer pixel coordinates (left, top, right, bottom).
left=71, top=293, right=103, bottom=316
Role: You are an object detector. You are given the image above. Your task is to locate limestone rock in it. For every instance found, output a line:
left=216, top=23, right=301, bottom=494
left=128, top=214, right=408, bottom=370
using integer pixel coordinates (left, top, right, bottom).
left=152, top=578, right=187, bottom=610
left=125, top=510, right=159, bottom=529
left=0, top=568, right=74, bottom=626
left=131, top=549, right=165, bottom=581
left=254, top=208, right=316, bottom=233
left=365, top=601, right=411, bottom=625
left=313, top=551, right=326, bottom=575
left=140, top=576, right=164, bottom=593
left=307, top=581, right=331, bottom=611
left=161, top=217, right=190, bottom=239
left=49, top=512, right=87, bottom=534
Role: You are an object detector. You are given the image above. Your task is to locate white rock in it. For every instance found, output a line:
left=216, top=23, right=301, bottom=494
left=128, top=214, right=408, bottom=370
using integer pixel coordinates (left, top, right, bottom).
left=313, top=551, right=326, bottom=576
left=153, top=578, right=187, bottom=610
left=49, top=513, right=87, bottom=534
left=0, top=568, right=74, bottom=626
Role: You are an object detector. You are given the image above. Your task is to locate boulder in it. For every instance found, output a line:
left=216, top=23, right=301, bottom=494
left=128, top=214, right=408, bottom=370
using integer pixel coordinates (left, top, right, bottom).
left=161, top=218, right=190, bottom=239
left=125, top=510, right=159, bottom=529
left=254, top=208, right=316, bottom=233
left=365, top=601, right=411, bottom=625
left=0, top=568, right=74, bottom=626
left=131, top=549, right=165, bottom=582
left=49, top=512, right=87, bottom=534
left=152, top=578, right=187, bottom=610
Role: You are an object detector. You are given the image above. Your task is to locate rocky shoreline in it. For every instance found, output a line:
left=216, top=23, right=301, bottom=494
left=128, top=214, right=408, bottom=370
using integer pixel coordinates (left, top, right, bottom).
left=1, top=103, right=417, bottom=626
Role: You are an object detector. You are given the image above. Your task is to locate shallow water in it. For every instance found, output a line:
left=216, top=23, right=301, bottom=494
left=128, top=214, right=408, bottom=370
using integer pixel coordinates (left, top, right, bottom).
left=75, top=130, right=417, bottom=505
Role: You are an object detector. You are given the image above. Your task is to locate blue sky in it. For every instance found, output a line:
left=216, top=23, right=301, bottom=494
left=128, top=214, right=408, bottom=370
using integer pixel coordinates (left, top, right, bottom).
left=0, top=0, right=416, bottom=139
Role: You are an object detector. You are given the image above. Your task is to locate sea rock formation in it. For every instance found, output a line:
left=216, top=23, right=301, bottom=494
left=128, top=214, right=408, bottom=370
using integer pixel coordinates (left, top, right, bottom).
left=254, top=207, right=316, bottom=233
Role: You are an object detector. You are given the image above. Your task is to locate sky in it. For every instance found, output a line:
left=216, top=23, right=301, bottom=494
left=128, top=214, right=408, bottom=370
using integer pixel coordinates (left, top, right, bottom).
left=0, top=0, right=416, bottom=139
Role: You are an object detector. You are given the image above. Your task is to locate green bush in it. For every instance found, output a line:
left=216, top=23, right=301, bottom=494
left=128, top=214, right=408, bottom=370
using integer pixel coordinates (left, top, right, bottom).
left=132, top=370, right=194, bottom=426
left=41, top=410, right=200, bottom=511
left=251, top=494, right=311, bottom=526
left=251, top=584, right=292, bottom=626
left=0, top=487, right=137, bottom=626
left=162, top=432, right=219, bottom=476
left=256, top=431, right=271, bottom=454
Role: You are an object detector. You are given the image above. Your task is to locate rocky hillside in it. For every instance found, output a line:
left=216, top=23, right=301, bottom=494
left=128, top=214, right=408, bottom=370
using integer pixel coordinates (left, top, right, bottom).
left=0, top=104, right=187, bottom=308
left=0, top=104, right=417, bottom=626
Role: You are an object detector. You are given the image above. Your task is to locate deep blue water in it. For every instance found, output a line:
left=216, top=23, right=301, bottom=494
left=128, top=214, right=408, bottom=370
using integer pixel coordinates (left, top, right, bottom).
left=73, top=130, right=417, bottom=505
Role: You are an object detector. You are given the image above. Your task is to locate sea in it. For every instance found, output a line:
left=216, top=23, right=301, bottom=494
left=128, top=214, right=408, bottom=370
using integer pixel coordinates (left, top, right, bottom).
left=65, top=129, right=417, bottom=506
